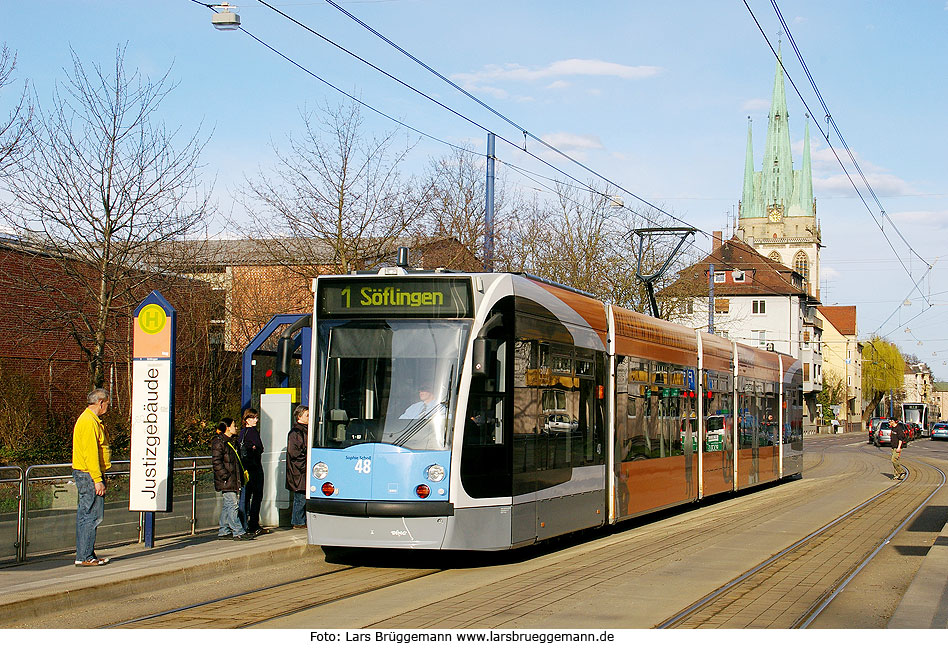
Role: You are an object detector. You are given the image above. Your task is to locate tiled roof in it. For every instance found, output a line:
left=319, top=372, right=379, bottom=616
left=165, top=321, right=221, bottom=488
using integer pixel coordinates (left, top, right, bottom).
left=661, top=236, right=808, bottom=298
left=157, top=236, right=479, bottom=270
left=818, top=305, right=857, bottom=336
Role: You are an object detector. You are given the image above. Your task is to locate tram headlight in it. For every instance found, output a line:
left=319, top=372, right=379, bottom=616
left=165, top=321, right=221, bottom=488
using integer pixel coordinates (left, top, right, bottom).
left=313, top=462, right=328, bottom=480
left=425, top=464, right=445, bottom=482
left=415, top=484, right=431, bottom=498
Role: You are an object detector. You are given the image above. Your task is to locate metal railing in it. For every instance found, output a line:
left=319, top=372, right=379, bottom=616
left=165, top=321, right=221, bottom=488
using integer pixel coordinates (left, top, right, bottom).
left=6, top=456, right=216, bottom=564
left=0, top=466, right=24, bottom=565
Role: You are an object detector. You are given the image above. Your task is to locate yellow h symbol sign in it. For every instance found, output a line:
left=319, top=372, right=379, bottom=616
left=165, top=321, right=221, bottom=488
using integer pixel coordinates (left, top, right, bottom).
left=139, top=304, right=166, bottom=335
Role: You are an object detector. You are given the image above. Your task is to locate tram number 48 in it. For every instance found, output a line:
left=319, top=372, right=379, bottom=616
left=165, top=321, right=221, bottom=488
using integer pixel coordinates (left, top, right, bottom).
left=354, top=459, right=372, bottom=474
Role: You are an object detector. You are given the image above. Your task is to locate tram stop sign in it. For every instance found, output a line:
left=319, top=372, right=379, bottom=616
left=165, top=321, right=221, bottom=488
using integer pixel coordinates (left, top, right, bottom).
left=129, top=291, right=176, bottom=513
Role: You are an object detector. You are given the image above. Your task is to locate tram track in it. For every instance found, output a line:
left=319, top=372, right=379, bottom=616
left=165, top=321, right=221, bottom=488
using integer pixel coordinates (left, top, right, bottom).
left=105, top=439, right=919, bottom=629
left=108, top=564, right=443, bottom=629
left=657, top=456, right=946, bottom=629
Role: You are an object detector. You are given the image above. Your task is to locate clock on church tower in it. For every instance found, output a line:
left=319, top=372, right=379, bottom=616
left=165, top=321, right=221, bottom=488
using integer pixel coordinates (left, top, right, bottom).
left=768, top=205, right=784, bottom=222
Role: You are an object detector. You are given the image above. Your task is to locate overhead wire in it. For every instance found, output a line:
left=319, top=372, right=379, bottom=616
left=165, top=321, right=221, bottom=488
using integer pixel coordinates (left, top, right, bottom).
left=309, top=0, right=703, bottom=234
left=249, top=0, right=733, bottom=270
left=198, top=0, right=929, bottom=340
left=743, top=0, right=934, bottom=329
left=195, top=0, right=721, bottom=272
left=769, top=0, right=929, bottom=269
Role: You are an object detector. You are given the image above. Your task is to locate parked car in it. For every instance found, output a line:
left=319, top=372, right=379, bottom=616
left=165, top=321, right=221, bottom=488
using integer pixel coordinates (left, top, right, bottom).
left=932, top=422, right=948, bottom=441
left=868, top=417, right=885, bottom=444
left=543, top=413, right=578, bottom=434
left=908, top=422, right=921, bottom=441
left=874, top=421, right=892, bottom=447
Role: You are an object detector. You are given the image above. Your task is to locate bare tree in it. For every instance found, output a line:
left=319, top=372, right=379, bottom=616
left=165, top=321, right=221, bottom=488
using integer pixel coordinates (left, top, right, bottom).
left=2, top=45, right=210, bottom=389
left=416, top=147, right=523, bottom=268
left=503, top=179, right=693, bottom=312
left=245, top=100, right=425, bottom=275
left=0, top=43, right=31, bottom=178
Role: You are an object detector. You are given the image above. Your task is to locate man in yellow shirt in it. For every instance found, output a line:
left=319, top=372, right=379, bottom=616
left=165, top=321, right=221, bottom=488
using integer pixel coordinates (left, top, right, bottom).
left=72, top=388, right=111, bottom=566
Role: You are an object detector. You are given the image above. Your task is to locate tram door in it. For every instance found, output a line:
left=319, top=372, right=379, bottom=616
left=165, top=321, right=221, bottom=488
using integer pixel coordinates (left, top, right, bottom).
left=511, top=308, right=575, bottom=544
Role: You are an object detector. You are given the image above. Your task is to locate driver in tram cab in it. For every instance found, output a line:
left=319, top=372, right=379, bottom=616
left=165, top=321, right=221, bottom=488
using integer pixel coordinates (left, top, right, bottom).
left=399, top=383, right=440, bottom=419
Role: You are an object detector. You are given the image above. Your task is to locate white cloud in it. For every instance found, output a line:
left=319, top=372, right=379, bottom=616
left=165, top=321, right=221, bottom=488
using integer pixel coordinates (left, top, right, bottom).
left=815, top=172, right=914, bottom=197
left=890, top=210, right=948, bottom=229
left=471, top=85, right=510, bottom=100
left=741, top=98, right=770, bottom=112
left=546, top=80, right=570, bottom=90
left=805, top=145, right=916, bottom=197
left=451, top=58, right=661, bottom=88
left=821, top=266, right=841, bottom=280
left=539, top=132, right=604, bottom=151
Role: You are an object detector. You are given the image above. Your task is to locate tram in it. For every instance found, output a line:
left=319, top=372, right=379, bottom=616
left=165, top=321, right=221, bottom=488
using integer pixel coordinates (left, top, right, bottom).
left=901, top=402, right=930, bottom=437
left=301, top=267, right=803, bottom=550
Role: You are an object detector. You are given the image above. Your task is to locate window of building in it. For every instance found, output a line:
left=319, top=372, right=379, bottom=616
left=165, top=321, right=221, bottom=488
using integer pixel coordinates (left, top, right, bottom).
left=752, top=299, right=766, bottom=314
left=769, top=251, right=782, bottom=264
left=685, top=300, right=694, bottom=314
left=847, top=375, right=852, bottom=387
left=754, top=330, right=766, bottom=348
left=794, top=251, right=809, bottom=284
left=714, top=272, right=726, bottom=283
left=714, top=298, right=729, bottom=313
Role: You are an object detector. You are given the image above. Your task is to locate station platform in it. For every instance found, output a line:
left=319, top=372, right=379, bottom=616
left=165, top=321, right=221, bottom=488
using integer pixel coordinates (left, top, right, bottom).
left=1, top=519, right=947, bottom=628
left=0, top=526, right=313, bottom=625
left=889, top=517, right=948, bottom=628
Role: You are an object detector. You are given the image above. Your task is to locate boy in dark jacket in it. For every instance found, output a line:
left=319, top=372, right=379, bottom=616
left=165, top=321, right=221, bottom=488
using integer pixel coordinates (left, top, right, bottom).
left=212, top=418, right=253, bottom=540
left=286, top=405, right=309, bottom=528
left=238, top=408, right=267, bottom=535
left=889, top=418, right=908, bottom=480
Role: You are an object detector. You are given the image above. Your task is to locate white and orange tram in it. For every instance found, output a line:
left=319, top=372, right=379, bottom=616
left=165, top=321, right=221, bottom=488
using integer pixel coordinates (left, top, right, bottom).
left=303, top=269, right=803, bottom=550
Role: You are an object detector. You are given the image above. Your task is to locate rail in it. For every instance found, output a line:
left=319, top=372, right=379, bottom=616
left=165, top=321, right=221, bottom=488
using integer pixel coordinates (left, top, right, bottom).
left=4, top=456, right=214, bottom=564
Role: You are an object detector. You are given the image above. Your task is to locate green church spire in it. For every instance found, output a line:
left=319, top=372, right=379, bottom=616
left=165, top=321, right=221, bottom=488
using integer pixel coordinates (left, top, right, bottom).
left=798, top=119, right=813, bottom=216
left=759, top=47, right=794, bottom=210
left=742, top=117, right=759, bottom=219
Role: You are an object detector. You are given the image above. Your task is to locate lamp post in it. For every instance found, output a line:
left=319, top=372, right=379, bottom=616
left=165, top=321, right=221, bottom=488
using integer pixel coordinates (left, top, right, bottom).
left=211, top=3, right=241, bottom=30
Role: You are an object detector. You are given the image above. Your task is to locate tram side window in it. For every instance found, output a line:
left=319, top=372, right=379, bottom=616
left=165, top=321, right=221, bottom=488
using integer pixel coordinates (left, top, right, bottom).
left=652, top=363, right=685, bottom=459
left=737, top=382, right=763, bottom=450
left=703, top=371, right=731, bottom=453
left=760, top=389, right=778, bottom=447
left=461, top=300, right=513, bottom=499
left=621, top=358, right=652, bottom=461
left=464, top=310, right=507, bottom=447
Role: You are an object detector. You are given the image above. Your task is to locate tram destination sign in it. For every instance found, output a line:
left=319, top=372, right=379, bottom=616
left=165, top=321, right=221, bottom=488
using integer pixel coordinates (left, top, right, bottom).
left=318, top=277, right=473, bottom=318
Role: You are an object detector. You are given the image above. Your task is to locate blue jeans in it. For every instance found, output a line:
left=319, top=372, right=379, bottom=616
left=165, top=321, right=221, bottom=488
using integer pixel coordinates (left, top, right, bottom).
left=74, top=470, right=104, bottom=562
left=291, top=491, right=306, bottom=526
left=219, top=490, right=245, bottom=536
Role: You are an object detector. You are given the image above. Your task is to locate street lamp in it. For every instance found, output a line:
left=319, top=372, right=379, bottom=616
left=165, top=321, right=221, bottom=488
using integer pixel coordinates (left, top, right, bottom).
left=211, top=3, right=240, bottom=30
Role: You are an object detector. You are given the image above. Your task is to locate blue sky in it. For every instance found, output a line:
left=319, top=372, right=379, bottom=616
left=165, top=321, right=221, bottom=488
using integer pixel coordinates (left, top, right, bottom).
left=2, top=1, right=947, bottom=378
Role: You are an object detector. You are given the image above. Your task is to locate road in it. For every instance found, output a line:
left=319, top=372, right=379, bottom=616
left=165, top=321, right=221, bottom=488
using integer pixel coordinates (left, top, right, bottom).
left=11, top=431, right=948, bottom=629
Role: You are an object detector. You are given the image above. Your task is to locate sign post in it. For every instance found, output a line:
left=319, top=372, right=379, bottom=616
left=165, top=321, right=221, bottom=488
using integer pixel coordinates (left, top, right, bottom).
left=128, top=292, right=176, bottom=548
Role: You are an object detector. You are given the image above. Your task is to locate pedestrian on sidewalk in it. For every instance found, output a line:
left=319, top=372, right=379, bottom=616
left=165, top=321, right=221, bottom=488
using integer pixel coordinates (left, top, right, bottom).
left=72, top=388, right=112, bottom=567
left=212, top=417, right=253, bottom=540
left=238, top=408, right=268, bottom=535
left=286, top=405, right=309, bottom=529
left=890, top=417, right=909, bottom=480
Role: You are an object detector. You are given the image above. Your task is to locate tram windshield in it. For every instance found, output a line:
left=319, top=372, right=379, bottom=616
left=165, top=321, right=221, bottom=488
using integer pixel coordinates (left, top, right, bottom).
left=315, top=320, right=470, bottom=451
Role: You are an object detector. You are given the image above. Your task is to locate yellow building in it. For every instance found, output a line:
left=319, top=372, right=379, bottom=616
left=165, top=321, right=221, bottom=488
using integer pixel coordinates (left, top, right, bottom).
left=818, top=306, right=862, bottom=431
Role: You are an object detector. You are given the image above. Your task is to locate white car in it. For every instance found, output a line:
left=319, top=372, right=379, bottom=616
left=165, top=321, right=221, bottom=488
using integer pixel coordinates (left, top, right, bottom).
left=543, top=413, right=578, bottom=434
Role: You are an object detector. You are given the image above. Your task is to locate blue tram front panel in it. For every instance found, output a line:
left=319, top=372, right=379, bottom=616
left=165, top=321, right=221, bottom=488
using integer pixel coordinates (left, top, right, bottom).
left=309, top=446, right=450, bottom=502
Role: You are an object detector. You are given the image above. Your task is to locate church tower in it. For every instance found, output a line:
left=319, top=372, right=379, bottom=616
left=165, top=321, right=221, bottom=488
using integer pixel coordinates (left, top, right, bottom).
left=738, top=49, right=821, bottom=299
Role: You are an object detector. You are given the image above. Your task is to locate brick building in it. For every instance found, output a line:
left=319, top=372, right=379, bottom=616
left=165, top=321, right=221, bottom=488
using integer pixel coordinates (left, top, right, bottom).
left=0, top=238, right=216, bottom=460
left=175, top=237, right=481, bottom=352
